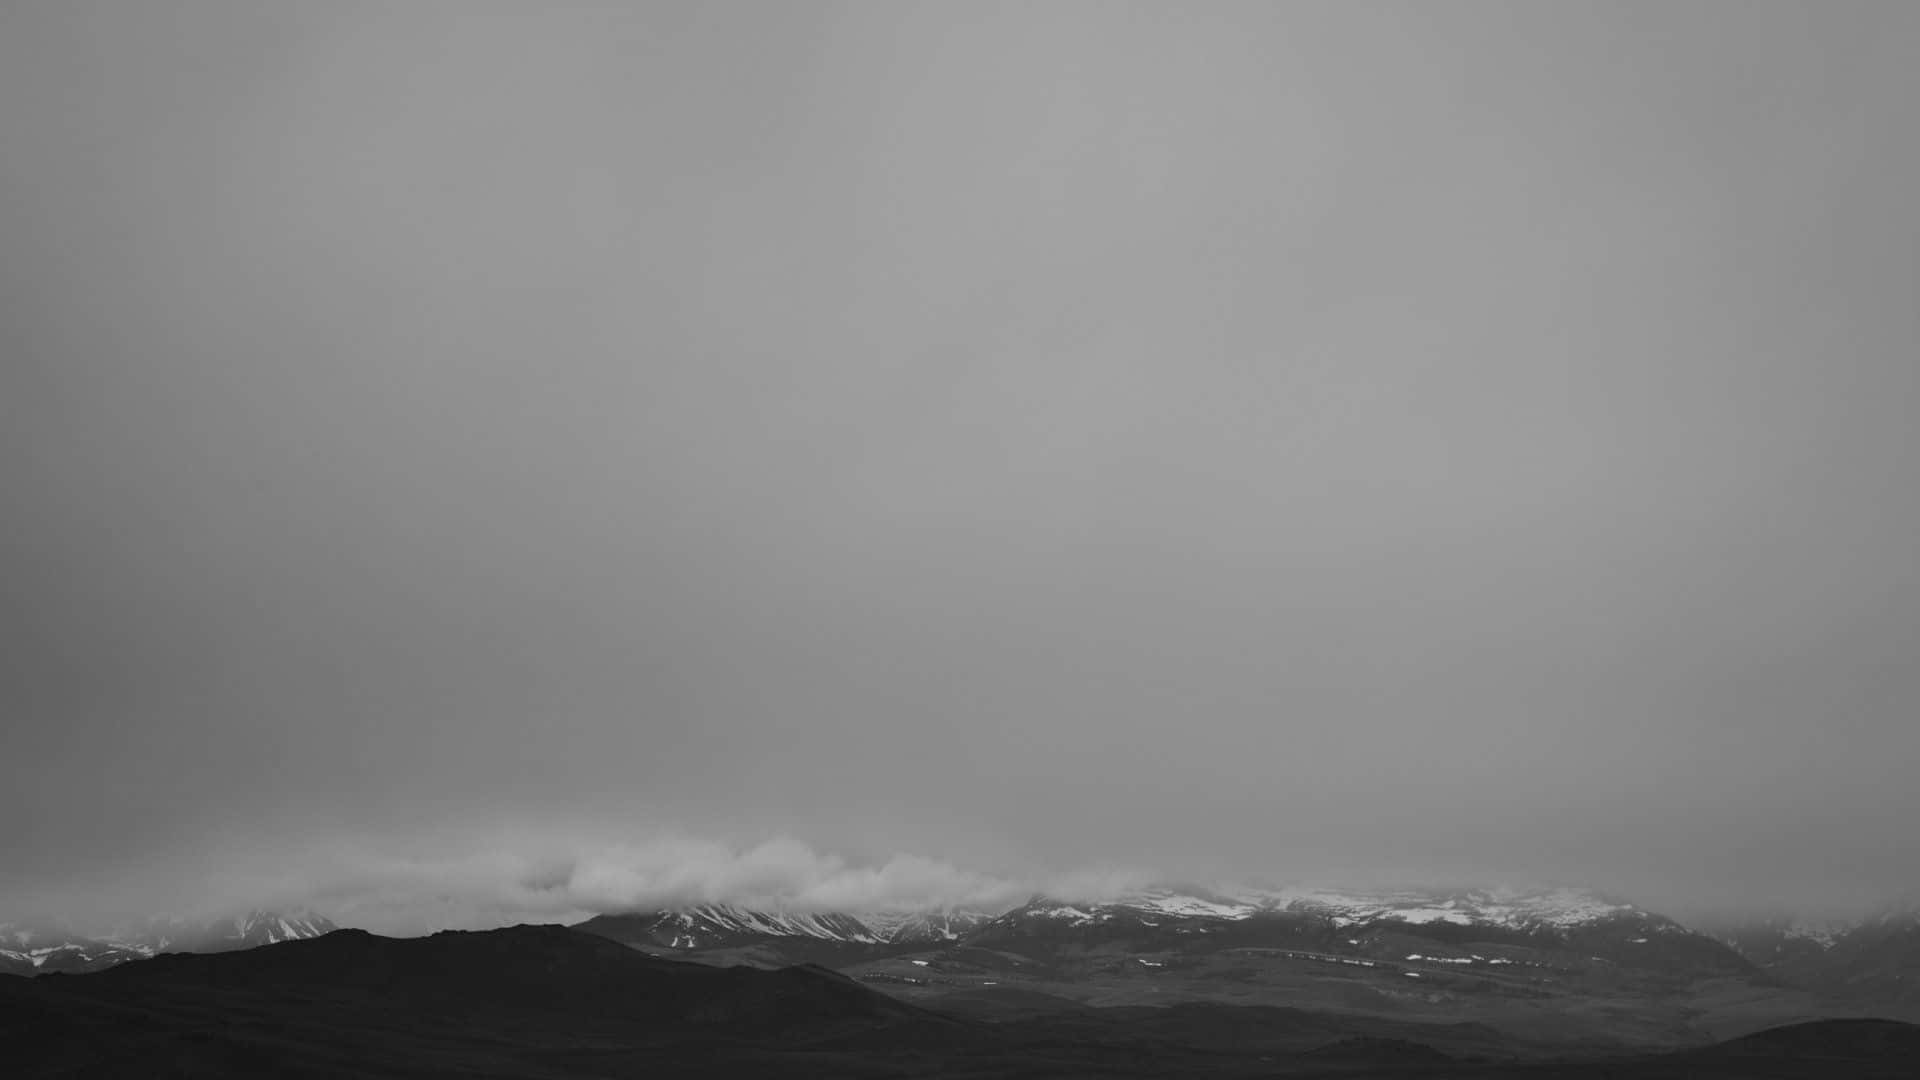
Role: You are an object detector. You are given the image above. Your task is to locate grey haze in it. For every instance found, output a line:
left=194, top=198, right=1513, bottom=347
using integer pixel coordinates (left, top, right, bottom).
left=2, top=2, right=1917, bottom=932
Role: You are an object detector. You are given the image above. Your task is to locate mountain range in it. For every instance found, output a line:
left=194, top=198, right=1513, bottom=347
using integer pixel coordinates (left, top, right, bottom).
left=576, top=884, right=1749, bottom=970
left=568, top=884, right=1920, bottom=1036
left=0, top=909, right=336, bottom=976
left=7, top=920, right=1919, bottom=1078
left=10, top=886, right=1920, bottom=1027
left=1704, top=906, right=1920, bottom=1009
left=8, top=884, right=1920, bottom=1076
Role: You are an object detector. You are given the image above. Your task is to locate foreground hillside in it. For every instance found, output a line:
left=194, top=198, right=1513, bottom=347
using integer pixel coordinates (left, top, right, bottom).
left=1, top=924, right=958, bottom=1078
left=3, top=926, right=1917, bottom=1077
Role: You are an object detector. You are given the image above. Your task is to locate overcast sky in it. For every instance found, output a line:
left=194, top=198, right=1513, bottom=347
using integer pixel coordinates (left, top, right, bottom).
left=4, top=1, right=1917, bottom=932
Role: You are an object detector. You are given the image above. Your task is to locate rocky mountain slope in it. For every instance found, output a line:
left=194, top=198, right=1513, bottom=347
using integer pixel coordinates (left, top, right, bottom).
left=573, top=901, right=999, bottom=959
left=1712, top=904, right=1920, bottom=1009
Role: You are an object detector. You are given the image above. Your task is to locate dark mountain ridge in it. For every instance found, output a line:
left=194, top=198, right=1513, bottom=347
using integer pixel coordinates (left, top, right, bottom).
left=6, top=924, right=1916, bottom=1077
left=1709, top=905, right=1920, bottom=1011
left=2, top=923, right=968, bottom=1077
left=83, top=923, right=946, bottom=1035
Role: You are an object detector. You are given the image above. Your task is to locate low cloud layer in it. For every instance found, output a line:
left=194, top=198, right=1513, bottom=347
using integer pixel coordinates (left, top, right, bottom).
left=7, top=830, right=1152, bottom=936
left=9, top=824, right=1900, bottom=939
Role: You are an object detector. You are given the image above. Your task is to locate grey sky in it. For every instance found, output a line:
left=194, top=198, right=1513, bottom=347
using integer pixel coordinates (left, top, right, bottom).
left=3, top=2, right=1917, bottom=930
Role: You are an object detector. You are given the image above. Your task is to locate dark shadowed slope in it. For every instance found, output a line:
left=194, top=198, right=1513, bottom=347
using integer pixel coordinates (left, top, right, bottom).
left=86, top=923, right=952, bottom=1036
left=5, top=924, right=1916, bottom=1078
left=0, top=924, right=966, bottom=1078
left=1673, top=1017, right=1920, bottom=1061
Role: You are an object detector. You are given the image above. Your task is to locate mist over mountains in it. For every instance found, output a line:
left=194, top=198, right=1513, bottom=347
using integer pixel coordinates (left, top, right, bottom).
left=15, top=871, right=1920, bottom=1014
left=7, top=827, right=1907, bottom=948
left=5, top=0, right=1918, bottom=1072
left=11, top=880, right=1920, bottom=1076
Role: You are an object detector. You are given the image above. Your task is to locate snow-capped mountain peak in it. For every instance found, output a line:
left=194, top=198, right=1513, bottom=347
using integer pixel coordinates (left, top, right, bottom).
left=575, top=903, right=884, bottom=950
